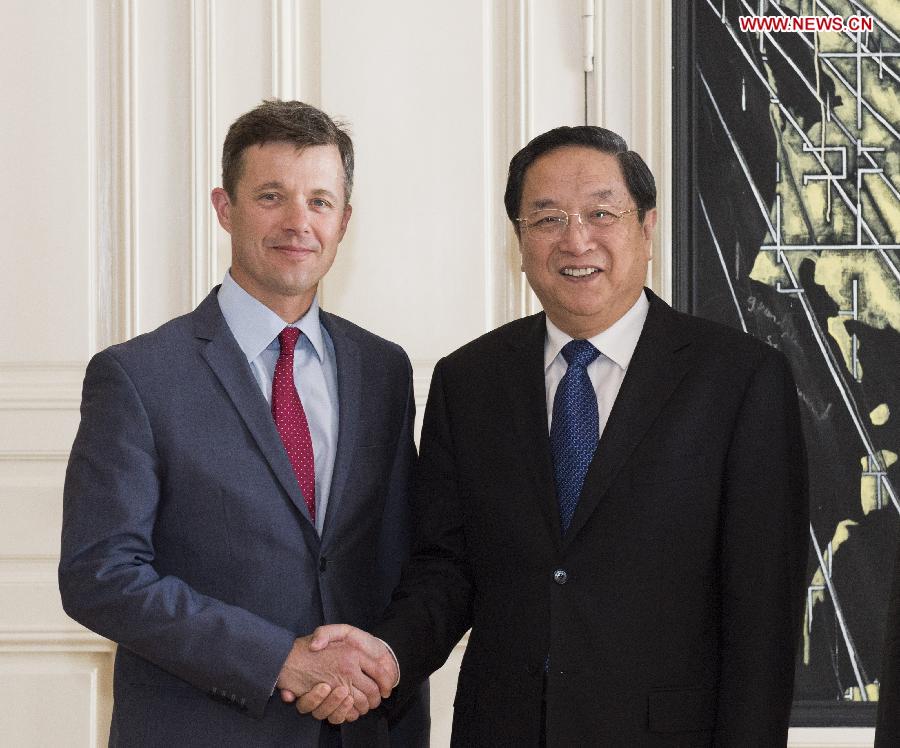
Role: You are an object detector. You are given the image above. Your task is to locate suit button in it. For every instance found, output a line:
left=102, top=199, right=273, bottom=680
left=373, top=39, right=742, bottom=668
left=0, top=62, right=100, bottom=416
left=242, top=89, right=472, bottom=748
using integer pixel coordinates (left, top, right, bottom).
left=553, top=569, right=568, bottom=585
left=319, top=556, right=327, bottom=572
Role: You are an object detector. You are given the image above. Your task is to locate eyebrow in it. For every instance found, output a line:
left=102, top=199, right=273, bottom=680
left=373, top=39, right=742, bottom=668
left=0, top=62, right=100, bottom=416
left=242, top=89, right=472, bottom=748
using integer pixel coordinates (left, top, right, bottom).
left=252, top=181, right=286, bottom=192
left=526, top=189, right=616, bottom=212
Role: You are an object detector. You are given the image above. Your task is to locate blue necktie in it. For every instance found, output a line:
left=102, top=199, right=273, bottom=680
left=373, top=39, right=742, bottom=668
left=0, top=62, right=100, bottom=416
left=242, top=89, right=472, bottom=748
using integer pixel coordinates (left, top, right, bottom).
left=550, top=339, right=600, bottom=534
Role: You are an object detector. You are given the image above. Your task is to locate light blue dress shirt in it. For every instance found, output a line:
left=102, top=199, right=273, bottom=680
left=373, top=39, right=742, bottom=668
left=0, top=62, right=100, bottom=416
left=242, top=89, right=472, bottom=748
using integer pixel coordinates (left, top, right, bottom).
left=217, top=271, right=338, bottom=534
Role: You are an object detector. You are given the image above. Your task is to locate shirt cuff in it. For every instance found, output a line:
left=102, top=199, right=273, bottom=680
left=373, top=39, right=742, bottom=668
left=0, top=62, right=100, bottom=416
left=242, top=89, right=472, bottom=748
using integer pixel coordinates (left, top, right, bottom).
left=377, top=637, right=401, bottom=687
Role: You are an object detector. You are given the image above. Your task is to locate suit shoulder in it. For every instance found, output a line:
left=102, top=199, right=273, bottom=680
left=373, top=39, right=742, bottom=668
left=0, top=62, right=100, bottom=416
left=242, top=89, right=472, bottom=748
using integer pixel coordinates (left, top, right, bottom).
left=93, top=309, right=198, bottom=370
left=319, top=311, right=411, bottom=367
left=671, top=307, right=789, bottom=371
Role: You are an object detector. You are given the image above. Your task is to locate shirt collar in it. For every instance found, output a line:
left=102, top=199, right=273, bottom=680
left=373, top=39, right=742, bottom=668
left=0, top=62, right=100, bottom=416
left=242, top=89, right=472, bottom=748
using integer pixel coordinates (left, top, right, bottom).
left=218, top=270, right=326, bottom=362
left=544, top=290, right=650, bottom=372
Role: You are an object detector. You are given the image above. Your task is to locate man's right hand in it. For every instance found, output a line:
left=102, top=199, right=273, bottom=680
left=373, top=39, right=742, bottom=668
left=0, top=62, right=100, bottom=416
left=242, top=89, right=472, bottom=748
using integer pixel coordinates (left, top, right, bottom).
left=278, top=625, right=399, bottom=723
left=276, top=628, right=397, bottom=723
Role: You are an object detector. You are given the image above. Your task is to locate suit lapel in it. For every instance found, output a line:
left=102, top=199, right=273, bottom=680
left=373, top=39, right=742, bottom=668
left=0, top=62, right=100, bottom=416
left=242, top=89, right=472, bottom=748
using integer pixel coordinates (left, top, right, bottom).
left=563, top=292, right=695, bottom=546
left=503, top=313, right=564, bottom=550
left=193, top=290, right=314, bottom=522
left=317, top=311, right=362, bottom=540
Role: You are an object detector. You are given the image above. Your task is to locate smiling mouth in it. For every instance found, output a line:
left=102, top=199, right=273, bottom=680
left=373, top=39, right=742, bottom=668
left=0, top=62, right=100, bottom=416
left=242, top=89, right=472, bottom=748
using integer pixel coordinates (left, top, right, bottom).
left=560, top=267, right=601, bottom=277
left=272, top=244, right=316, bottom=254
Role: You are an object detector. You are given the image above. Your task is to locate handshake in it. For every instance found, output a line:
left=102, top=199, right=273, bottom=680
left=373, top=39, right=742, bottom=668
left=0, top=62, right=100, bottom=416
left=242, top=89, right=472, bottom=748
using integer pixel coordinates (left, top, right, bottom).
left=276, top=624, right=398, bottom=724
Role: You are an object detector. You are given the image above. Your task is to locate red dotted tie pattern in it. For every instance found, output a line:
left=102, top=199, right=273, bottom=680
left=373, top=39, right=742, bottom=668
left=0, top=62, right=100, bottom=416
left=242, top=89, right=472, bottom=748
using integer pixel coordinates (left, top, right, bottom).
left=272, top=327, right=316, bottom=522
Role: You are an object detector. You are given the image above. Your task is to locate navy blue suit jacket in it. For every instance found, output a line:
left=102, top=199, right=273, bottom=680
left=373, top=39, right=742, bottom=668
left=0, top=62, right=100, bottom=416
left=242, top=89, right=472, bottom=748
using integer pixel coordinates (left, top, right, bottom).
left=59, top=288, right=429, bottom=747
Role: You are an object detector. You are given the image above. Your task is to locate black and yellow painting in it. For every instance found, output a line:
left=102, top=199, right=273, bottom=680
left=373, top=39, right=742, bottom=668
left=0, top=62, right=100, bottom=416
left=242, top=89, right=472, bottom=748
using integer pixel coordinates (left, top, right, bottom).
left=674, top=0, right=899, bottom=726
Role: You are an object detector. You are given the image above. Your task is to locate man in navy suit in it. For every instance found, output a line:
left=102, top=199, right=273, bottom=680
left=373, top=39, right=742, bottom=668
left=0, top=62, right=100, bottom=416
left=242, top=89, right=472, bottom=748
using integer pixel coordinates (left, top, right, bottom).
left=305, top=125, right=808, bottom=745
left=59, top=100, right=427, bottom=747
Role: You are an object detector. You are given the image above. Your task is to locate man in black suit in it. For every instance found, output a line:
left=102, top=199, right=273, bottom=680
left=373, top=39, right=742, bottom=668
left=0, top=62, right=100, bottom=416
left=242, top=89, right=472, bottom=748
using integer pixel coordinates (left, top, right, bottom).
left=305, top=125, right=808, bottom=745
left=876, top=550, right=900, bottom=745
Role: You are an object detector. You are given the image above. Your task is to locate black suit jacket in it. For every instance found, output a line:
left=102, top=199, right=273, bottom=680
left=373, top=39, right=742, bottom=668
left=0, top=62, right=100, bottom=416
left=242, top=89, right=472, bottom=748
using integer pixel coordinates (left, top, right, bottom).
left=375, top=290, right=807, bottom=747
left=876, top=543, right=900, bottom=746
left=59, top=289, right=429, bottom=747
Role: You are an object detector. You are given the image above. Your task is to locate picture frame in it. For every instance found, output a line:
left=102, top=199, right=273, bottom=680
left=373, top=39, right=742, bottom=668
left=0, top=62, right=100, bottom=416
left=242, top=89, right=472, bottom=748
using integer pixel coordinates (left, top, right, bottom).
left=672, top=0, right=899, bottom=727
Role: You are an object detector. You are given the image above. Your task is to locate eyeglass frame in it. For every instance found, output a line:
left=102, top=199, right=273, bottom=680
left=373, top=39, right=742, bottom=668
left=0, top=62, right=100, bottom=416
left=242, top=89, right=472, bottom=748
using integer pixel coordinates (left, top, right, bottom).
left=515, top=205, right=639, bottom=236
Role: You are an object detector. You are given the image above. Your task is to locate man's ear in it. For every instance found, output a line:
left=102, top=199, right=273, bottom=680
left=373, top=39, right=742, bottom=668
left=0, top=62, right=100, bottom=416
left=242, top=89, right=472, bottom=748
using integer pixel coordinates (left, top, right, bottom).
left=641, top=207, right=658, bottom=240
left=640, top=207, right=657, bottom=261
left=337, top=204, right=352, bottom=241
left=210, top=188, right=233, bottom=233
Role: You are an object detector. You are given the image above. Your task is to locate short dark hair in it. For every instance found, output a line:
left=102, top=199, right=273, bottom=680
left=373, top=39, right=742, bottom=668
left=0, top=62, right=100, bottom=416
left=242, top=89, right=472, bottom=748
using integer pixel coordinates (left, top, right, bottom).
left=504, top=125, right=656, bottom=233
left=221, top=99, right=354, bottom=202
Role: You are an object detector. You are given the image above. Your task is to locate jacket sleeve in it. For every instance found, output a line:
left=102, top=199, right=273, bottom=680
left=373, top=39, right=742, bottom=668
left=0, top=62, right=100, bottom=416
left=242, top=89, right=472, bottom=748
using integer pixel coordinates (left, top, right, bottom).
left=713, top=348, right=809, bottom=743
left=373, top=358, right=474, bottom=696
left=58, top=349, right=296, bottom=718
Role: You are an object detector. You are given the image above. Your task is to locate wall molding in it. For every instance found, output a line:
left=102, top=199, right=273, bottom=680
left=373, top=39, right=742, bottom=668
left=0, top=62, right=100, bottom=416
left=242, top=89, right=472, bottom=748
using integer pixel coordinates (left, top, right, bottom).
left=86, top=2, right=99, bottom=356
left=642, top=0, right=672, bottom=303
left=0, top=364, right=85, bottom=411
left=271, top=0, right=299, bottom=100
left=0, top=451, right=70, bottom=462
left=512, top=0, right=543, bottom=320
left=590, top=0, right=672, bottom=303
left=123, top=0, right=140, bottom=338
left=787, top=728, right=875, bottom=747
left=93, top=0, right=139, bottom=348
left=0, top=631, right=114, bottom=654
left=191, top=0, right=218, bottom=308
left=271, top=0, right=321, bottom=105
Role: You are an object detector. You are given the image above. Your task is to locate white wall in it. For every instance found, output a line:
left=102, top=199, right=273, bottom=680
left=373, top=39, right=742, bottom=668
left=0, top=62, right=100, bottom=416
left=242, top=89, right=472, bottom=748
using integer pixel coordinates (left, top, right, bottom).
left=0, top=1, right=870, bottom=745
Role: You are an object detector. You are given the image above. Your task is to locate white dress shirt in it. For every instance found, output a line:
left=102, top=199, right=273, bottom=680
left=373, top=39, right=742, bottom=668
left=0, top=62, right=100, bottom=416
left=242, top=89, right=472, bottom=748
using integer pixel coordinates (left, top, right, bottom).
left=544, top=291, right=650, bottom=435
left=217, top=271, right=339, bottom=534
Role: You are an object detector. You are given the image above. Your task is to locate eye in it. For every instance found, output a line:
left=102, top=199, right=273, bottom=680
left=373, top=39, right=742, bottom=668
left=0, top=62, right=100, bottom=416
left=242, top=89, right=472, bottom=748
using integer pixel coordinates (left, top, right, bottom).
left=589, top=209, right=611, bottom=220
left=532, top=212, right=565, bottom=226
left=310, top=197, right=333, bottom=210
left=258, top=192, right=280, bottom=203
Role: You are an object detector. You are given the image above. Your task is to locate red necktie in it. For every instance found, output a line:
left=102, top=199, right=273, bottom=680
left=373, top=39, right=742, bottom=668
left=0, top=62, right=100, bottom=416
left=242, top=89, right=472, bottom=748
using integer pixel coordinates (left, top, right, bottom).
left=272, top=327, right=316, bottom=522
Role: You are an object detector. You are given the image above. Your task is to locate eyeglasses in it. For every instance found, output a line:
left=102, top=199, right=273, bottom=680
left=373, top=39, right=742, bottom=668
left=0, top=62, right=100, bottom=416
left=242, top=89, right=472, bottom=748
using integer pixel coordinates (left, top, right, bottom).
left=516, top=205, right=638, bottom=237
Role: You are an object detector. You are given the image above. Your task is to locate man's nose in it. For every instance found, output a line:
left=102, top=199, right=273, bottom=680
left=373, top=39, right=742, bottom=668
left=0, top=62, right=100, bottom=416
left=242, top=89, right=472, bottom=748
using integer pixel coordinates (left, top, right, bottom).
left=560, top=214, right=592, bottom=253
left=283, top=201, right=312, bottom=232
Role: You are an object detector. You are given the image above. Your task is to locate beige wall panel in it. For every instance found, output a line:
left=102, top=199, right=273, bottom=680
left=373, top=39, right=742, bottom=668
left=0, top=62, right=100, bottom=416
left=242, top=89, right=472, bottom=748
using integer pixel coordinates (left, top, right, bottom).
left=0, top=486, right=64, bottom=558
left=132, top=0, right=193, bottom=333
left=212, top=0, right=274, bottom=280
left=0, top=652, right=112, bottom=747
left=318, top=0, right=492, bottom=358
left=0, top=563, right=76, bottom=634
left=0, top=0, right=93, bottom=362
left=0, top=409, right=79, bottom=456
left=0, top=459, right=67, bottom=491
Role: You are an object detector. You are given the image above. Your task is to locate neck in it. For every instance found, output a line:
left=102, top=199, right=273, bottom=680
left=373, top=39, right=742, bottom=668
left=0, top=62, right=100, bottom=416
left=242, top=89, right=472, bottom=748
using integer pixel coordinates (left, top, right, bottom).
left=549, top=290, right=644, bottom=339
left=268, top=295, right=314, bottom=325
left=228, top=270, right=315, bottom=324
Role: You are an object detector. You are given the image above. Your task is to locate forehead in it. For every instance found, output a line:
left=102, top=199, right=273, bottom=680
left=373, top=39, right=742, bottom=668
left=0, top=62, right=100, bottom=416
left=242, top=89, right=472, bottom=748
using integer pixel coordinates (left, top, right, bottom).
left=238, top=142, right=344, bottom=186
left=520, top=146, right=628, bottom=208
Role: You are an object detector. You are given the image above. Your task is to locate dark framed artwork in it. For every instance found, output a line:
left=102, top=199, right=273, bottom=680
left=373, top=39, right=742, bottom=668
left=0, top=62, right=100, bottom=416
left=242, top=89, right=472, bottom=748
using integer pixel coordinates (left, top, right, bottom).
left=673, top=0, right=899, bottom=727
